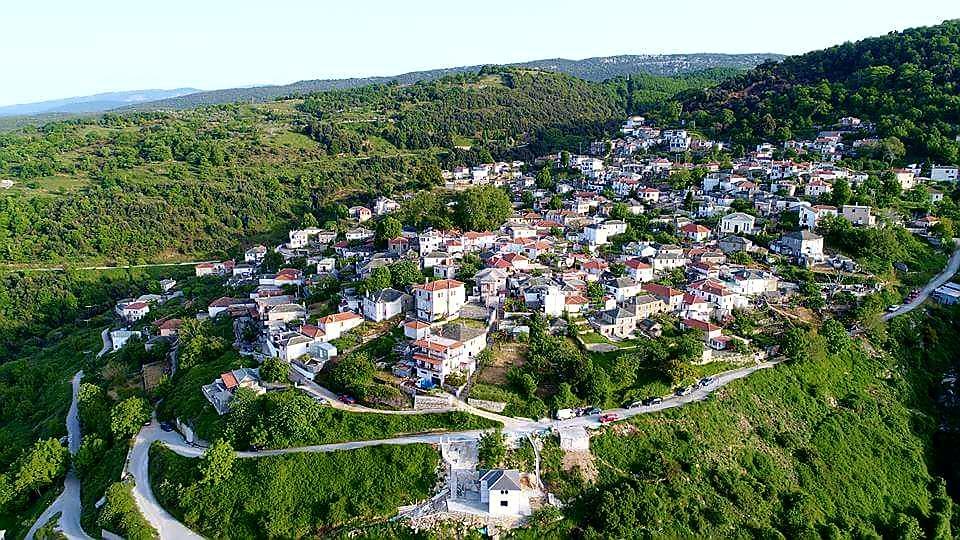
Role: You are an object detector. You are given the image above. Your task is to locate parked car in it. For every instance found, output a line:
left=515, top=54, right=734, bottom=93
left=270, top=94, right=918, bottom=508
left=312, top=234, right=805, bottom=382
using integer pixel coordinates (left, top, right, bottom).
left=887, top=304, right=902, bottom=312
left=675, top=386, right=692, bottom=396
left=160, top=422, right=174, bottom=432
left=555, top=408, right=576, bottom=420
left=627, top=400, right=644, bottom=409
left=698, top=377, right=716, bottom=388
left=642, top=397, right=663, bottom=406
left=338, top=394, right=357, bottom=404
left=584, top=407, right=602, bottom=416
left=599, top=413, right=619, bottom=424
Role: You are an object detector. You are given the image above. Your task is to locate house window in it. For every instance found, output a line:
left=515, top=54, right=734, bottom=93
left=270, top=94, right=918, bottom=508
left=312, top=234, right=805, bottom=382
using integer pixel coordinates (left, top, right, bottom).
left=500, top=500, right=509, bottom=507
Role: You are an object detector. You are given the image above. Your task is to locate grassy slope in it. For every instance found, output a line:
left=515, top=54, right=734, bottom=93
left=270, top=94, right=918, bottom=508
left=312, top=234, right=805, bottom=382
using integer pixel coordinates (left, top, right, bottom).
left=150, top=443, right=440, bottom=538
left=527, top=307, right=959, bottom=538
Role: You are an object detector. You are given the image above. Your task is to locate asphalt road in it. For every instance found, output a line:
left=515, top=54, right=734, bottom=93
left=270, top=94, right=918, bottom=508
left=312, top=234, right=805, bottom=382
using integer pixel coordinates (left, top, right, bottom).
left=882, top=242, right=960, bottom=321
left=26, top=371, right=90, bottom=540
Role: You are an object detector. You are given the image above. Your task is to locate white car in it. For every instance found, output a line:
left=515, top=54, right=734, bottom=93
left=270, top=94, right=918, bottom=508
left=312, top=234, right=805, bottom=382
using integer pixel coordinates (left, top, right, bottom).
left=887, top=304, right=902, bottom=313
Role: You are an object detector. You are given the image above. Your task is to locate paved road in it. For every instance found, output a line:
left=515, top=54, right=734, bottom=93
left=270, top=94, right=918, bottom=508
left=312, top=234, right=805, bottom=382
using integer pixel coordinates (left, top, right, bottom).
left=26, top=371, right=91, bottom=540
left=97, top=327, right=112, bottom=358
left=882, top=242, right=960, bottom=321
left=128, top=359, right=778, bottom=536
left=125, top=422, right=204, bottom=539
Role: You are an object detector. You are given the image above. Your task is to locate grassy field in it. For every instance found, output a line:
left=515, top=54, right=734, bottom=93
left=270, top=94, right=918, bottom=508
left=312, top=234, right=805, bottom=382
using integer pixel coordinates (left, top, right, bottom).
left=150, top=442, right=441, bottom=538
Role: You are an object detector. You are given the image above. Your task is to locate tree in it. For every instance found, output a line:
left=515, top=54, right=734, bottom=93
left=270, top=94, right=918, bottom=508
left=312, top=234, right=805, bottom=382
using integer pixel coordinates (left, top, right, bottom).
left=551, top=382, right=578, bottom=411
left=110, top=397, right=151, bottom=440
left=374, top=216, right=402, bottom=247
left=200, top=439, right=236, bottom=486
left=260, top=250, right=285, bottom=273
left=820, top=319, right=849, bottom=355
left=781, top=328, right=810, bottom=363
left=390, top=260, right=424, bottom=289
left=536, top=166, right=554, bottom=190
left=260, top=357, right=288, bottom=383
left=331, top=352, right=375, bottom=397
left=364, top=266, right=392, bottom=294
left=831, top=178, right=852, bottom=207
left=454, top=186, right=512, bottom=231
left=301, top=212, right=319, bottom=228
left=478, top=429, right=506, bottom=468
left=75, top=437, right=107, bottom=477
left=13, top=438, right=69, bottom=496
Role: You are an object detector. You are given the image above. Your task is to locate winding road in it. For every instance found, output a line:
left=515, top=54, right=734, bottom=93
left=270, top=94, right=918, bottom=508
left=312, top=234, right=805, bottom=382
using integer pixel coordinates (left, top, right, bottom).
left=127, top=359, right=778, bottom=536
left=26, top=371, right=90, bottom=540
left=882, top=242, right=960, bottom=321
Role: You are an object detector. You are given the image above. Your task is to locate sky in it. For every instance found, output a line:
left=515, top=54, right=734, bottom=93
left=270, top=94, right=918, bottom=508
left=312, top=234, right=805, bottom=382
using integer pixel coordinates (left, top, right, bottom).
left=2, top=0, right=959, bottom=106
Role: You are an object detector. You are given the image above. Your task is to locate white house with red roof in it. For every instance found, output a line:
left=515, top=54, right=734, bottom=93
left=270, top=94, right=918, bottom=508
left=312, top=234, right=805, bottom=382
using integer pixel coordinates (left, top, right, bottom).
left=625, top=259, right=654, bottom=282
left=412, top=279, right=466, bottom=322
left=680, top=223, right=711, bottom=242
left=680, top=318, right=722, bottom=340
left=316, top=311, right=364, bottom=340
left=641, top=283, right=685, bottom=312
left=116, top=300, right=150, bottom=322
left=688, top=279, right=748, bottom=316
left=798, top=204, right=838, bottom=229
left=260, top=268, right=304, bottom=287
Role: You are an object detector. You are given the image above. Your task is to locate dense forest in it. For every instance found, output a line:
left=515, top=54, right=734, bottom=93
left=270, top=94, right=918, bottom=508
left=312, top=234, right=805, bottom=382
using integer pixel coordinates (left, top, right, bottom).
left=674, top=20, right=960, bottom=162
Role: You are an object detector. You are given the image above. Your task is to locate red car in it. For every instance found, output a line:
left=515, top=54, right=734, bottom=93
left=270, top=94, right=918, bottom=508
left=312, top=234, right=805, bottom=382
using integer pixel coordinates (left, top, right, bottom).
left=338, top=394, right=356, bottom=404
left=599, top=413, right=619, bottom=424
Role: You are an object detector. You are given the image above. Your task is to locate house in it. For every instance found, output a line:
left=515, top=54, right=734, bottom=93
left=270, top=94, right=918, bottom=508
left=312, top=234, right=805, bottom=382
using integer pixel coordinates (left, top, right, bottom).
left=798, top=205, right=837, bottom=229
left=931, top=165, right=959, bottom=182
left=777, top=230, right=824, bottom=262
left=719, top=212, right=756, bottom=235
left=680, top=318, right=722, bottom=340
left=894, top=168, right=917, bottom=190
left=287, top=227, right=330, bottom=249
left=195, top=260, right=235, bottom=277
left=109, top=329, right=142, bottom=352
left=316, top=311, right=364, bottom=340
left=266, top=303, right=307, bottom=324
left=156, top=318, right=182, bottom=337
left=349, top=206, right=372, bottom=222
left=412, top=279, right=466, bottom=322
left=804, top=179, right=833, bottom=198
left=564, top=295, right=590, bottom=314
left=591, top=307, right=637, bottom=339
left=932, top=282, right=960, bottom=305
left=403, top=319, right=431, bottom=340
left=208, top=296, right=252, bottom=318
left=439, top=323, right=488, bottom=360
left=840, top=205, right=875, bottom=227
left=624, top=259, right=654, bottom=282
left=474, top=268, right=508, bottom=306
left=373, top=196, right=401, bottom=215
left=116, top=301, right=150, bottom=322
left=244, top=245, right=268, bottom=263
left=688, top=279, right=748, bottom=316
left=362, top=288, right=411, bottom=322
left=680, top=223, right=711, bottom=242
left=718, top=235, right=754, bottom=254
left=202, top=368, right=265, bottom=415
left=641, top=283, right=685, bottom=312
left=479, top=469, right=525, bottom=516
left=260, top=268, right=304, bottom=287
left=345, top=227, right=374, bottom=241
left=603, top=276, right=642, bottom=302
left=411, top=334, right=474, bottom=385
left=625, top=294, right=667, bottom=319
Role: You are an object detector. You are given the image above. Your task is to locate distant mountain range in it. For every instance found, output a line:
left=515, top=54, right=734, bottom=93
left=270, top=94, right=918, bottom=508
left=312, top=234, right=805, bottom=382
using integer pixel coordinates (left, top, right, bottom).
left=125, top=53, right=783, bottom=112
left=0, top=53, right=782, bottom=119
left=0, top=88, right=200, bottom=117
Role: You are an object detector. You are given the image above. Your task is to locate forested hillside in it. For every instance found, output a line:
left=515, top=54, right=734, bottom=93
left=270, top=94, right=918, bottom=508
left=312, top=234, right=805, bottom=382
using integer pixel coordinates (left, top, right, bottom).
left=0, top=68, right=733, bottom=266
left=122, top=53, right=773, bottom=111
left=676, top=20, right=960, bottom=161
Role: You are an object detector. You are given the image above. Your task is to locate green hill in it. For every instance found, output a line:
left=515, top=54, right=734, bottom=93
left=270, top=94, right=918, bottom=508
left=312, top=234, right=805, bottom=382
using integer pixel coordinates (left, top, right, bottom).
left=677, top=20, right=960, bottom=162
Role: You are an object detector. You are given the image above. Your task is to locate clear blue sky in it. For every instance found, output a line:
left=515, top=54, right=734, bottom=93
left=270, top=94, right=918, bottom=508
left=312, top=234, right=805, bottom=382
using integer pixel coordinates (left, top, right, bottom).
left=2, top=0, right=958, bottom=106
